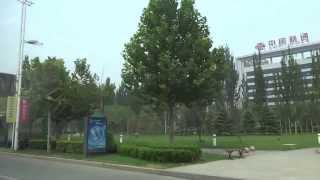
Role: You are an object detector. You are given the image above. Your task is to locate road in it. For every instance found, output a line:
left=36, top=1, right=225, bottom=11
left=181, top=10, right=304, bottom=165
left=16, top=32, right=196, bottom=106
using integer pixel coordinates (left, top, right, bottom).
left=0, top=153, right=234, bottom=180
left=0, top=153, right=187, bottom=180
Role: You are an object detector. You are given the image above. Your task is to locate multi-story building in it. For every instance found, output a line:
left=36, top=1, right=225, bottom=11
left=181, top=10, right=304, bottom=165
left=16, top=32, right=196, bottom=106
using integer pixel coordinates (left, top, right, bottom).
left=237, top=40, right=320, bottom=105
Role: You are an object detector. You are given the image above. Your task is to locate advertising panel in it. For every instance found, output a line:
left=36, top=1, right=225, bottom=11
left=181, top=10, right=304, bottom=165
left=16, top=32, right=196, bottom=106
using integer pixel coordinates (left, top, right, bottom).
left=20, top=99, right=29, bottom=123
left=6, top=96, right=17, bottom=123
left=87, top=117, right=107, bottom=153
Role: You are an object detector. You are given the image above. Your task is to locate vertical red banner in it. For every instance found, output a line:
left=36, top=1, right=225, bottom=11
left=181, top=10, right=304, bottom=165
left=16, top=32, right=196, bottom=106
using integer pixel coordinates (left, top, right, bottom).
left=20, top=99, right=29, bottom=123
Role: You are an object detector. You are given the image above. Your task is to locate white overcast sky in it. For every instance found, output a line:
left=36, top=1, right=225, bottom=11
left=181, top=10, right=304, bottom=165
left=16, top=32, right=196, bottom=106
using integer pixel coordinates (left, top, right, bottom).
left=1, top=0, right=320, bottom=85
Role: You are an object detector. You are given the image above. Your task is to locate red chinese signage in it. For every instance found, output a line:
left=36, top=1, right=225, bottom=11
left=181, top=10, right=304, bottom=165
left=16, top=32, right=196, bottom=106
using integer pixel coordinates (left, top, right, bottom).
left=255, top=32, right=309, bottom=51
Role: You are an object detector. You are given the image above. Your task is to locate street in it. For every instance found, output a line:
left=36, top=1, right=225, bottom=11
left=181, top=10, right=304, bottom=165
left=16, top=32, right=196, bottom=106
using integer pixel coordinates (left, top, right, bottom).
left=0, top=153, right=184, bottom=180
left=0, top=153, right=234, bottom=180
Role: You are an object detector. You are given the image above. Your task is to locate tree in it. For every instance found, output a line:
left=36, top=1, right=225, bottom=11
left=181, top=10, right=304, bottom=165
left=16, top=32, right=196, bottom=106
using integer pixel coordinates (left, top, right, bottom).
left=122, top=0, right=220, bottom=143
left=67, top=58, right=100, bottom=129
left=242, top=108, right=256, bottom=134
left=253, top=51, right=267, bottom=132
left=223, top=48, right=239, bottom=134
left=101, top=77, right=116, bottom=107
left=261, top=107, right=279, bottom=134
left=275, top=52, right=306, bottom=134
left=310, top=52, right=320, bottom=132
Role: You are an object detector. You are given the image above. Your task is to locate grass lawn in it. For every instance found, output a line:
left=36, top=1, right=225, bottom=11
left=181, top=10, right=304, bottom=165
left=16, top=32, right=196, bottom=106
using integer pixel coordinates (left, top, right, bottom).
left=0, top=148, right=225, bottom=169
left=118, top=133, right=320, bottom=150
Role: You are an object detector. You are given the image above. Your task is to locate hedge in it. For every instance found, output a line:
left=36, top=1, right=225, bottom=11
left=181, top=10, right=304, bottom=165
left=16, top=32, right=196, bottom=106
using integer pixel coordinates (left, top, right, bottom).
left=29, top=139, right=56, bottom=150
left=106, top=132, right=117, bottom=153
left=56, top=141, right=83, bottom=153
left=131, top=143, right=201, bottom=155
left=28, top=132, right=117, bottom=154
left=119, top=144, right=201, bottom=163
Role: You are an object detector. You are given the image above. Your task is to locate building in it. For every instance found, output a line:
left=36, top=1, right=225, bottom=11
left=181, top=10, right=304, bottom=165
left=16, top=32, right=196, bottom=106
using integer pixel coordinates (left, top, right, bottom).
left=237, top=39, right=320, bottom=105
left=0, top=73, right=16, bottom=97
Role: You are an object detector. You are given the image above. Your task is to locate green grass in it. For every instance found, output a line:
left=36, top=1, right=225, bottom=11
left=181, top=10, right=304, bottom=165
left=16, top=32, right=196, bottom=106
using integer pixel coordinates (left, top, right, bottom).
left=118, top=133, right=320, bottom=150
left=0, top=148, right=224, bottom=169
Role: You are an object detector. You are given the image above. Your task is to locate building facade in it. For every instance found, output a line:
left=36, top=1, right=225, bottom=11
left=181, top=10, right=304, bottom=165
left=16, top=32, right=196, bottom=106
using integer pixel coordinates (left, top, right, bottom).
left=237, top=41, right=320, bottom=105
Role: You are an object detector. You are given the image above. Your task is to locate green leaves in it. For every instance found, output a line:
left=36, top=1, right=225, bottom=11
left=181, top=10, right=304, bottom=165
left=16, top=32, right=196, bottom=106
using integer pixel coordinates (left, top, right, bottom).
left=122, top=0, right=219, bottom=109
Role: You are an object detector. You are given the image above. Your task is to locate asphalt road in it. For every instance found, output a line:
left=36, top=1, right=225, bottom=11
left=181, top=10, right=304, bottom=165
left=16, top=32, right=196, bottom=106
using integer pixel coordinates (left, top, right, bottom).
left=0, top=153, right=186, bottom=180
left=0, top=153, right=235, bottom=180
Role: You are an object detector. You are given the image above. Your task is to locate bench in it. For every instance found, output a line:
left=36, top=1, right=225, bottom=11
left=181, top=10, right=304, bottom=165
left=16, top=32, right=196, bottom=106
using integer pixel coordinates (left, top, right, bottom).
left=225, top=148, right=248, bottom=159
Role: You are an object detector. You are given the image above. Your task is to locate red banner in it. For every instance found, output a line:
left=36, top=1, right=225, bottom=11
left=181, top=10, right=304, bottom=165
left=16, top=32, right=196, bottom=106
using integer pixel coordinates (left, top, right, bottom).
left=20, top=99, right=29, bottom=123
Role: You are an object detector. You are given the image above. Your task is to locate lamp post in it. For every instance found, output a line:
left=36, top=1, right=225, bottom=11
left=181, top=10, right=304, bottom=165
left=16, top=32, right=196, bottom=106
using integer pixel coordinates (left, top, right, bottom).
left=14, top=0, right=43, bottom=151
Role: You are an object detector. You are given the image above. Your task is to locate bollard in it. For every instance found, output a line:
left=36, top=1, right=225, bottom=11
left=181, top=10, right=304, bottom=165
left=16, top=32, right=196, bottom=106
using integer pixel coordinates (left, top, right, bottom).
left=318, top=133, right=320, bottom=145
left=212, top=134, right=217, bottom=147
left=67, top=134, right=71, bottom=142
left=120, top=134, right=123, bottom=144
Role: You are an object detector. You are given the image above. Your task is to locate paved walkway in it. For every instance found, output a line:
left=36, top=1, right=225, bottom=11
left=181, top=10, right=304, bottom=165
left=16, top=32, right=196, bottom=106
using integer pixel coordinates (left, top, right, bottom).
left=170, top=148, right=320, bottom=180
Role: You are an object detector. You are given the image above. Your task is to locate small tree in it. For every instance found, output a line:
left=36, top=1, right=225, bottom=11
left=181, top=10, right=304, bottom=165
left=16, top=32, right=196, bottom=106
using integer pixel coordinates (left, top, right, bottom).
left=242, top=108, right=256, bottom=134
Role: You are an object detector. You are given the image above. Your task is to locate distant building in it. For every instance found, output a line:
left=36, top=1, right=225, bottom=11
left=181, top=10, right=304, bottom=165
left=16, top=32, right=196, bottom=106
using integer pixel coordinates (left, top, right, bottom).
left=237, top=40, right=320, bottom=105
left=0, top=73, right=16, bottom=97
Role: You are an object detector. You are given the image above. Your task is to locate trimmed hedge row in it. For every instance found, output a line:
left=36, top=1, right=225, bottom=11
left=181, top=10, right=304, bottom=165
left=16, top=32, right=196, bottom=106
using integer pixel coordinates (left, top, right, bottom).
left=119, top=144, right=201, bottom=163
left=28, top=132, right=117, bottom=154
left=29, top=139, right=56, bottom=150
left=56, top=141, right=83, bottom=153
left=132, top=143, right=201, bottom=155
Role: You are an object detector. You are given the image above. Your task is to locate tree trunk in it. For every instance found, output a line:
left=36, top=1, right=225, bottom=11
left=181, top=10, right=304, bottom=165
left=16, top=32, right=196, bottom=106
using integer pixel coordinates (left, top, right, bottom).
left=294, top=121, right=298, bottom=135
left=126, top=119, right=129, bottom=135
left=311, top=119, right=314, bottom=133
left=279, top=118, right=282, bottom=135
left=288, top=119, right=292, bottom=135
left=47, top=108, right=51, bottom=153
left=168, top=106, right=175, bottom=144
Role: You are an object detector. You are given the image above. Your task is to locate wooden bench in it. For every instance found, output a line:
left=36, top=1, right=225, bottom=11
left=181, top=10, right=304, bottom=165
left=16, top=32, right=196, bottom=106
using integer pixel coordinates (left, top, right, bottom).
left=225, top=148, right=247, bottom=159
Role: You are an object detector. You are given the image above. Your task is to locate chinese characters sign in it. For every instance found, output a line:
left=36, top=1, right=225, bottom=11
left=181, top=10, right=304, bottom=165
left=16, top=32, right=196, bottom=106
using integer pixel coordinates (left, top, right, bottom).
left=255, top=32, right=309, bottom=51
left=6, top=96, right=17, bottom=123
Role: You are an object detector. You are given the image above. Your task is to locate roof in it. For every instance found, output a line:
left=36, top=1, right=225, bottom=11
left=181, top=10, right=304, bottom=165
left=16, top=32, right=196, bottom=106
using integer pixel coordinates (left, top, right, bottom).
left=237, top=41, right=320, bottom=61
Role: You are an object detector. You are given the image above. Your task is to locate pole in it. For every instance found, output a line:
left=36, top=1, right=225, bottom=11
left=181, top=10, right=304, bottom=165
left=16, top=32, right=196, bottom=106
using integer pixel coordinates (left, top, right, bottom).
left=11, top=123, right=15, bottom=149
left=14, top=0, right=33, bottom=152
left=14, top=2, right=26, bottom=151
left=47, top=108, right=51, bottom=153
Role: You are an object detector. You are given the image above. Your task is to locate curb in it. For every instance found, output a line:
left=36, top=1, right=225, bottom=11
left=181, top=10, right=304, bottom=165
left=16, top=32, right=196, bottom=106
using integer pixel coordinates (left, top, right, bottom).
left=0, top=151, right=239, bottom=180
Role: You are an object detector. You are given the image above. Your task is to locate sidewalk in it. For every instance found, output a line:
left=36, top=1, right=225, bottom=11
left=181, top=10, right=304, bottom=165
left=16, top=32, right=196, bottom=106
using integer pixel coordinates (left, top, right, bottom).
left=169, top=148, right=320, bottom=180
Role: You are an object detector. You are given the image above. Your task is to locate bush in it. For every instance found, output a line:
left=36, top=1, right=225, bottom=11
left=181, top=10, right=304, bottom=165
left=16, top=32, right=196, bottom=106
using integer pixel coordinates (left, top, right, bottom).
left=106, top=132, right=117, bottom=153
left=29, top=139, right=56, bottom=150
left=56, top=141, right=83, bottom=154
left=119, top=144, right=201, bottom=163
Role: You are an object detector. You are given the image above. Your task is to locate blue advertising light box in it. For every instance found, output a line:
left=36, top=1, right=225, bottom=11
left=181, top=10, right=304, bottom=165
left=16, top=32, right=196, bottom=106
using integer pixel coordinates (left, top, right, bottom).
left=87, top=116, right=107, bottom=153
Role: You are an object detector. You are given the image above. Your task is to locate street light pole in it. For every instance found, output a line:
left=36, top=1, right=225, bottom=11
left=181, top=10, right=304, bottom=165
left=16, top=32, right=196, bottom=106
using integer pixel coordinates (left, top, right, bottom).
left=14, top=0, right=33, bottom=151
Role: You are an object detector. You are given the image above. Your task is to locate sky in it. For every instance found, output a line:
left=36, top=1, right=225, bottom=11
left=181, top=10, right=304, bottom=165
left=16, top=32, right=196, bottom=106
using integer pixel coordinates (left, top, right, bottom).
left=1, top=0, right=320, bottom=86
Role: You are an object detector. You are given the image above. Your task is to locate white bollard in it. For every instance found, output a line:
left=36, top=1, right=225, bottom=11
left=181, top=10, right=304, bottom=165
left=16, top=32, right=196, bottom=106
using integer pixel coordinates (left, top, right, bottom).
left=120, top=134, right=123, bottom=144
left=212, top=134, right=217, bottom=147
left=318, top=133, right=320, bottom=145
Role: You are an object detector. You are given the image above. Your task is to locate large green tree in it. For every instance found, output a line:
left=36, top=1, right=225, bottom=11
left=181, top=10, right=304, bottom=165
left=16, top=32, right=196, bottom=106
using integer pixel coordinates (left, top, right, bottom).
left=122, top=0, right=220, bottom=142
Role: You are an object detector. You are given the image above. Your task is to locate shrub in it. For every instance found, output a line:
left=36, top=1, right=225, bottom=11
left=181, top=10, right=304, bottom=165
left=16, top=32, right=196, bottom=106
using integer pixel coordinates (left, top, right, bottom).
left=106, top=132, right=117, bottom=153
left=29, top=139, right=56, bottom=150
left=119, top=144, right=201, bottom=163
left=56, top=141, right=83, bottom=153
